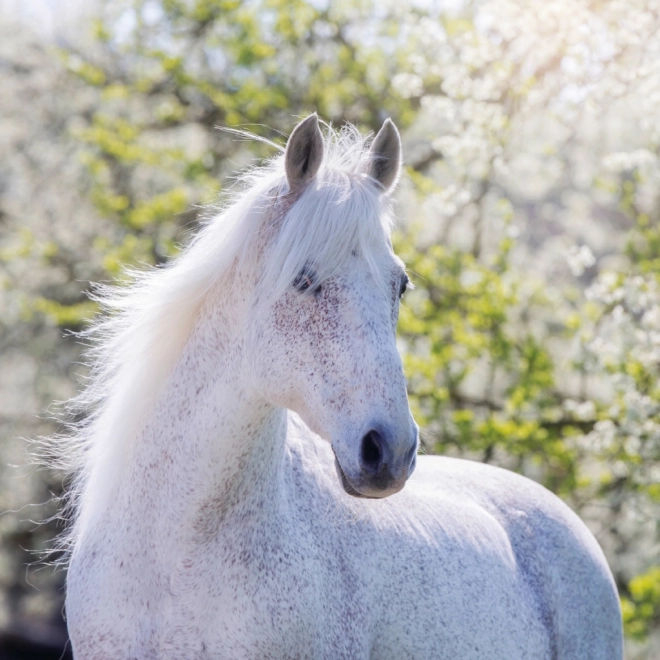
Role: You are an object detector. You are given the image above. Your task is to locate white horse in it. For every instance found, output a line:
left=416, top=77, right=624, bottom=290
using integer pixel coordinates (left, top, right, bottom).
left=61, top=115, right=622, bottom=659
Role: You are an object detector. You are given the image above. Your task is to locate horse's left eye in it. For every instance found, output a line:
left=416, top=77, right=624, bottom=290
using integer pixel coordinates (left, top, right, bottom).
left=399, top=275, right=409, bottom=298
left=293, top=267, right=320, bottom=295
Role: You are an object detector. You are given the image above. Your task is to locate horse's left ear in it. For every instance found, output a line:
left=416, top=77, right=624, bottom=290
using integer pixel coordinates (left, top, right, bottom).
left=285, top=113, right=324, bottom=189
left=366, top=118, right=402, bottom=193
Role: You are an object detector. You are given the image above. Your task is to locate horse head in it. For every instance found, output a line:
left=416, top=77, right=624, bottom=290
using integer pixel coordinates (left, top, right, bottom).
left=247, top=115, right=418, bottom=498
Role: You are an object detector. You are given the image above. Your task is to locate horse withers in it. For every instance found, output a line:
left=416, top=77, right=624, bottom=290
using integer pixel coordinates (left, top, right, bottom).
left=61, top=115, right=622, bottom=658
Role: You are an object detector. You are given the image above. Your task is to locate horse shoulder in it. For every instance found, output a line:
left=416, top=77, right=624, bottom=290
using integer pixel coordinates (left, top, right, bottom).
left=283, top=442, right=544, bottom=657
left=407, top=456, right=623, bottom=659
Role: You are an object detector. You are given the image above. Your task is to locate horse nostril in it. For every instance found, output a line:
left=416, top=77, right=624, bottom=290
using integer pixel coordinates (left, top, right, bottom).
left=360, top=430, right=383, bottom=473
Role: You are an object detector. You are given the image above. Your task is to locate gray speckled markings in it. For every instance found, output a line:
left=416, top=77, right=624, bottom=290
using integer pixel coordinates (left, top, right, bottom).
left=62, top=116, right=623, bottom=659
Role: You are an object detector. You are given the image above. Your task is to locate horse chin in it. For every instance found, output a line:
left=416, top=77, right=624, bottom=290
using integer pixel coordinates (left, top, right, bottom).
left=333, top=456, right=394, bottom=500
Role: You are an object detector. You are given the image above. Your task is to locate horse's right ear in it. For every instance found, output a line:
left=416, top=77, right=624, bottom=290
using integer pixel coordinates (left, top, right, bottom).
left=365, top=118, right=402, bottom=194
left=285, top=114, right=324, bottom=189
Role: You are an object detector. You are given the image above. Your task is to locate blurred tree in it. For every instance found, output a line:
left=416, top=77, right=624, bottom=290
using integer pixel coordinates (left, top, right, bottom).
left=0, top=11, right=101, bottom=639
left=57, top=0, right=419, bottom=300
left=3, top=0, right=660, bottom=657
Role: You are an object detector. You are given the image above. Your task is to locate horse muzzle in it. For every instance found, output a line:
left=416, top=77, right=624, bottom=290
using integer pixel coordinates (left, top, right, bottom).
left=333, top=424, right=418, bottom=499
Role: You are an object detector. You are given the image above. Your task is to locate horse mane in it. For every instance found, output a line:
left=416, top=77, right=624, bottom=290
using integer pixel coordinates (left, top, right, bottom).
left=45, top=121, right=395, bottom=555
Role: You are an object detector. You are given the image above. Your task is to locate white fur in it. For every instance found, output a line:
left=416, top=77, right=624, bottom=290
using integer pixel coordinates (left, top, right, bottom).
left=58, top=121, right=622, bottom=659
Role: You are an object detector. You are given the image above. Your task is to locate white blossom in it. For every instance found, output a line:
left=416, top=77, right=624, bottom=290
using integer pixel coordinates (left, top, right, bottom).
left=567, top=245, right=596, bottom=277
left=392, top=72, right=424, bottom=99
left=602, top=149, right=657, bottom=173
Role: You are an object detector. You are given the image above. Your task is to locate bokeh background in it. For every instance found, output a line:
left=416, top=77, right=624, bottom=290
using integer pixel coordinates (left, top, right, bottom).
left=1, top=0, right=660, bottom=657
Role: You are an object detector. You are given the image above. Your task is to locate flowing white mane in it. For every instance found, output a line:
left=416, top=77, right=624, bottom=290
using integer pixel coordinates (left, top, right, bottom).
left=50, top=122, right=394, bottom=552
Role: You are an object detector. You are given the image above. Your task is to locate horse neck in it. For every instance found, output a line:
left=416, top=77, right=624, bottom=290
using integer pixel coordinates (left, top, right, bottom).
left=89, top=278, right=288, bottom=555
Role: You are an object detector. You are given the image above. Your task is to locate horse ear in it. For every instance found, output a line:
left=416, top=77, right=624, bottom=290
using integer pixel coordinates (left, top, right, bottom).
left=285, top=114, right=324, bottom=189
left=366, top=118, right=402, bottom=193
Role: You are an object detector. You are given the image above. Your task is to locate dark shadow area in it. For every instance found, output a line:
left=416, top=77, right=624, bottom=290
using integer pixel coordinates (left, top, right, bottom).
left=0, top=620, right=72, bottom=660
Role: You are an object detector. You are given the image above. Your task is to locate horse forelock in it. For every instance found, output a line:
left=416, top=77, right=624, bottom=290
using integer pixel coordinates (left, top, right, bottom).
left=262, top=170, right=393, bottom=301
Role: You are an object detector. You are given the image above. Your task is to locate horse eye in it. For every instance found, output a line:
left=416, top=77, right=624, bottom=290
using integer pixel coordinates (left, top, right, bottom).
left=399, top=275, right=409, bottom=298
left=293, top=267, right=320, bottom=294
